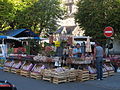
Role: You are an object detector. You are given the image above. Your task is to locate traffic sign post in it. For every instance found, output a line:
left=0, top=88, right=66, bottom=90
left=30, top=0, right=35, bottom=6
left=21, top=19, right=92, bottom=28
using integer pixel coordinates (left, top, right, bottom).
left=104, top=27, right=114, bottom=57
left=104, top=27, right=114, bottom=37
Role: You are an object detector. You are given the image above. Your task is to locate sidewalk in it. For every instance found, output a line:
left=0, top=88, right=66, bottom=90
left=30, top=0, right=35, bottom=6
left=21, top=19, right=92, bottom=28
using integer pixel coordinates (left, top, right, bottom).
left=0, top=70, right=120, bottom=90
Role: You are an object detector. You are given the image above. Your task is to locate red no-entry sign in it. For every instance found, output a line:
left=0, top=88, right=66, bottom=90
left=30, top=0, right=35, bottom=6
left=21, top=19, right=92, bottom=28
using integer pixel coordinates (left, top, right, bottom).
left=104, top=27, right=114, bottom=37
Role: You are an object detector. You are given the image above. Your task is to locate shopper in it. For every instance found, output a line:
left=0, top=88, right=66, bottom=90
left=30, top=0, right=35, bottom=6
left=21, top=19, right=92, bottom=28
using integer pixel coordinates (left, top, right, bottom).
left=63, top=46, right=69, bottom=60
left=73, top=43, right=82, bottom=58
left=94, top=42, right=104, bottom=80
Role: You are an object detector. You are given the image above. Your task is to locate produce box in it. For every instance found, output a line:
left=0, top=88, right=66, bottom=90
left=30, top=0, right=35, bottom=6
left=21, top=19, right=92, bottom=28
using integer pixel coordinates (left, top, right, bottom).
left=67, top=70, right=77, bottom=82
left=52, top=76, right=67, bottom=84
left=30, top=64, right=45, bottom=79
left=89, top=74, right=97, bottom=80
left=43, top=69, right=52, bottom=82
left=76, top=70, right=89, bottom=82
left=52, top=71, right=68, bottom=84
left=108, top=70, right=114, bottom=76
left=20, top=70, right=30, bottom=77
left=3, top=60, right=14, bottom=72
left=11, top=61, right=22, bottom=74
left=103, top=72, right=109, bottom=78
left=20, top=62, right=33, bottom=77
left=103, top=67, right=109, bottom=78
left=103, top=64, right=114, bottom=76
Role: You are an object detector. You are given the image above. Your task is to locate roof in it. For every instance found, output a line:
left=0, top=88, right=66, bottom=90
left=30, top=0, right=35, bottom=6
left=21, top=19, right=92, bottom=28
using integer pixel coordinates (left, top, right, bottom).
left=65, top=26, right=76, bottom=34
left=3, top=29, right=38, bottom=37
left=55, top=26, right=76, bottom=34
left=55, top=27, right=64, bottom=34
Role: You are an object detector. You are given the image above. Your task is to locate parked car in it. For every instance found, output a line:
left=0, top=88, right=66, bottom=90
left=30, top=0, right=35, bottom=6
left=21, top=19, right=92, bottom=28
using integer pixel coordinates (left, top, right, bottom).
left=0, top=80, right=17, bottom=90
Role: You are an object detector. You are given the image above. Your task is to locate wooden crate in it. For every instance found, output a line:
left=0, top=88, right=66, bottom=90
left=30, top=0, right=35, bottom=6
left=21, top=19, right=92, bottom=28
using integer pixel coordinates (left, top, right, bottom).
left=16, top=69, right=21, bottom=74
left=43, top=69, right=52, bottom=82
left=108, top=70, right=114, bottom=76
left=77, top=77, right=90, bottom=82
left=89, top=74, right=97, bottom=80
left=76, top=70, right=90, bottom=82
left=3, top=66, right=11, bottom=72
left=10, top=61, right=22, bottom=74
left=11, top=68, right=21, bottom=74
left=11, top=68, right=17, bottom=73
left=30, top=72, right=42, bottom=79
left=52, top=76, right=67, bottom=84
left=103, top=72, right=109, bottom=78
left=68, top=70, right=77, bottom=82
left=68, top=76, right=76, bottom=82
left=43, top=76, right=52, bottom=82
left=20, top=70, right=30, bottom=77
left=51, top=71, right=69, bottom=84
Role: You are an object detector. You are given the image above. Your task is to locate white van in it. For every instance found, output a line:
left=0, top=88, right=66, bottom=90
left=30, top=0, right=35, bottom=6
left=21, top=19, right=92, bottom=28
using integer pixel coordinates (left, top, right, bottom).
left=74, top=36, right=95, bottom=45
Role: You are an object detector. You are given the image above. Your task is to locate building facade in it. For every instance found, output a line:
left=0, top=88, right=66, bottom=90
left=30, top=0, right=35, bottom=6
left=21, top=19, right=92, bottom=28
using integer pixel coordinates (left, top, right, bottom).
left=57, top=0, right=84, bottom=36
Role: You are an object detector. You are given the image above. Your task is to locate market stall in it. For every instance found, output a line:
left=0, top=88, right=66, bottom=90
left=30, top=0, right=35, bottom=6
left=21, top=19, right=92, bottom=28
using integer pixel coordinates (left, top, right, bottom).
left=1, top=32, right=117, bottom=84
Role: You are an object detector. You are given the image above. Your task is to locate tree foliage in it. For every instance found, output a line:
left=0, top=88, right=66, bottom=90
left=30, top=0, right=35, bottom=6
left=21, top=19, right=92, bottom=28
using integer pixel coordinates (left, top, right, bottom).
left=0, top=0, right=14, bottom=30
left=75, top=0, right=120, bottom=43
left=0, top=0, right=64, bottom=35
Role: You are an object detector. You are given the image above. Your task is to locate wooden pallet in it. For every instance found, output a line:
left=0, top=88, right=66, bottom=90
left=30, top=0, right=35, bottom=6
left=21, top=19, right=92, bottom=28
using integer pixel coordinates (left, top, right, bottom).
left=76, top=70, right=90, bottom=82
left=108, top=70, right=114, bottom=76
left=43, top=76, right=52, bottom=82
left=77, top=77, right=89, bottom=82
left=3, top=66, right=11, bottom=72
left=52, top=76, right=67, bottom=84
left=15, top=69, right=21, bottom=74
left=68, top=76, right=76, bottom=82
left=30, top=72, right=42, bottom=79
left=103, top=72, right=109, bottom=78
left=11, top=68, right=17, bottom=73
left=89, top=74, right=97, bottom=80
left=20, top=70, right=30, bottom=77
left=11, top=68, right=21, bottom=74
left=68, top=71, right=77, bottom=82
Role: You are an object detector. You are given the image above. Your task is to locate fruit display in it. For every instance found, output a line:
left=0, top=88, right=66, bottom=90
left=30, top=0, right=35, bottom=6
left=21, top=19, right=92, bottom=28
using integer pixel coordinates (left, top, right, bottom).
left=33, top=54, right=47, bottom=62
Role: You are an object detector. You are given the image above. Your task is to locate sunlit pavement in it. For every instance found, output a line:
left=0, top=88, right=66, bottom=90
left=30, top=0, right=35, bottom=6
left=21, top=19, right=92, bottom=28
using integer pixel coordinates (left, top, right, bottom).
left=0, top=70, right=120, bottom=90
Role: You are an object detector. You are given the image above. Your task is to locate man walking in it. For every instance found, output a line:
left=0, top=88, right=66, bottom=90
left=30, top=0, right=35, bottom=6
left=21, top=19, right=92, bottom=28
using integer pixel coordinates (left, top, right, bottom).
left=94, top=42, right=104, bottom=80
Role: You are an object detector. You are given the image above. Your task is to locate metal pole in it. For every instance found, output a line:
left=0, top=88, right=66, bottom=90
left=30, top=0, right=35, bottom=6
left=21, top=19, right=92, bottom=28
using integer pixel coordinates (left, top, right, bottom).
left=107, top=37, right=110, bottom=57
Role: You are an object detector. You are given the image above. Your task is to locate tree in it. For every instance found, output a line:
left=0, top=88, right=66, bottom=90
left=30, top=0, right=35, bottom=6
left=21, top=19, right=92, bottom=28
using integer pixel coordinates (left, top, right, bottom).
left=75, top=0, right=120, bottom=43
left=0, top=0, right=64, bottom=36
left=0, top=0, right=14, bottom=30
left=14, top=0, right=64, bottom=35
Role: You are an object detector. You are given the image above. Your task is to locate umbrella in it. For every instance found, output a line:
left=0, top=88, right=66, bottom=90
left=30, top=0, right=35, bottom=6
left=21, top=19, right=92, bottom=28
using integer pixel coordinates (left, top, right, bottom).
left=86, top=36, right=92, bottom=52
